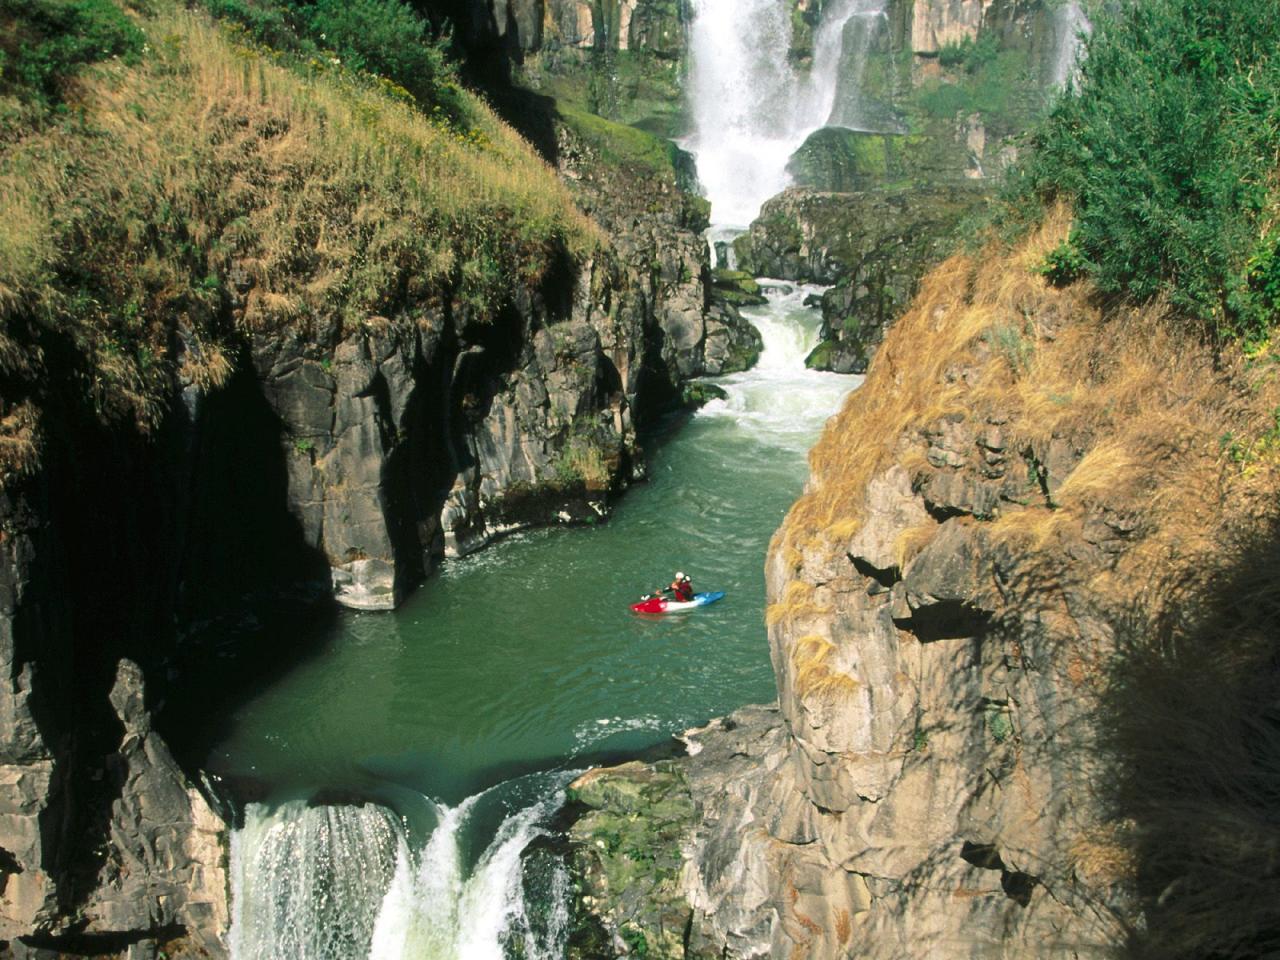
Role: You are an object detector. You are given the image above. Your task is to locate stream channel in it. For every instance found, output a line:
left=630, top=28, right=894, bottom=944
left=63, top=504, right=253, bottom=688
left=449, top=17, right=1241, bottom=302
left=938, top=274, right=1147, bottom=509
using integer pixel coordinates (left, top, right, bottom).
left=215, top=0, right=892, bottom=955
left=217, top=287, right=857, bottom=960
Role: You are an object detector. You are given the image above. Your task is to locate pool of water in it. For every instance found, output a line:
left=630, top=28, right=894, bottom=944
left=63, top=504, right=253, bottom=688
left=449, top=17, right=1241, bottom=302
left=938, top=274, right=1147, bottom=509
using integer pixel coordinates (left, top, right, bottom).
left=216, top=281, right=858, bottom=960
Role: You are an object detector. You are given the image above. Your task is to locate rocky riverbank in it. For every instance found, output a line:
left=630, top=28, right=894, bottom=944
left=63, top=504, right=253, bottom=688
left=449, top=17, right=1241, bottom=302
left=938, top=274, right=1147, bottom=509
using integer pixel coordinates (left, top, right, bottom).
left=565, top=208, right=1280, bottom=957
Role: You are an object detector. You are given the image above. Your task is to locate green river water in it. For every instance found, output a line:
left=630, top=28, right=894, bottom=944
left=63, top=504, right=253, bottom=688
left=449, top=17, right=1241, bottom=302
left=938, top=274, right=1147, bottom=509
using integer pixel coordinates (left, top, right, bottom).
left=208, top=284, right=854, bottom=806
left=220, top=284, right=859, bottom=960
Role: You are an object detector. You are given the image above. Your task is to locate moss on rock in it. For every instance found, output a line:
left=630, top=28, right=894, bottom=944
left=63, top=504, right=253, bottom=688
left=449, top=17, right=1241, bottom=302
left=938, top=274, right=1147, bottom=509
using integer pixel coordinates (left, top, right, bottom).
left=567, top=761, right=708, bottom=959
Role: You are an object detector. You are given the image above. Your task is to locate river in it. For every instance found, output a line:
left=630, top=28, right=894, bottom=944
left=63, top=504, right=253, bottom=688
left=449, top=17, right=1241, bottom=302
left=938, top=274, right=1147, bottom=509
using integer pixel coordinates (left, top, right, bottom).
left=218, top=285, right=857, bottom=959
left=217, top=0, right=887, bottom=953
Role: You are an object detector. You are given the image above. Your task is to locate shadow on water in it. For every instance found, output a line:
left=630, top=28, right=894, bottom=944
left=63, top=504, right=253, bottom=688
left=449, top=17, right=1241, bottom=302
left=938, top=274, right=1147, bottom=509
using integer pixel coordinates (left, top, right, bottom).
left=156, top=356, right=339, bottom=774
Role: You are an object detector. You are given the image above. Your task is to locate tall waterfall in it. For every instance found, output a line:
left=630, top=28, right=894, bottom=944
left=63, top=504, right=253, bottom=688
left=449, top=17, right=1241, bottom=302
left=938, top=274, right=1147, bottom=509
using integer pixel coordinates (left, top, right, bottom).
left=1048, top=1, right=1091, bottom=89
left=684, top=0, right=889, bottom=229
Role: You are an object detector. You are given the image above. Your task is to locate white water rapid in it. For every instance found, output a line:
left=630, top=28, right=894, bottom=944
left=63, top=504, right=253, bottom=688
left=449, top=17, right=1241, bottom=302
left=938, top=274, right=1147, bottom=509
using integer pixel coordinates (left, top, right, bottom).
left=230, top=776, right=574, bottom=960
left=685, top=0, right=889, bottom=230
left=697, top=280, right=857, bottom=445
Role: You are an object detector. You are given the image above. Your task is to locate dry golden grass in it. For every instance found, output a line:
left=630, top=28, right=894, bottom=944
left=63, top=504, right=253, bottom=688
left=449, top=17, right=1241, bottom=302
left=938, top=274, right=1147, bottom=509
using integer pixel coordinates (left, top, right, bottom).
left=766, top=578, right=831, bottom=629
left=789, top=634, right=860, bottom=700
left=0, top=400, right=41, bottom=482
left=774, top=199, right=1280, bottom=622
left=0, top=2, right=606, bottom=477
left=893, top=520, right=940, bottom=571
left=1070, top=823, right=1138, bottom=887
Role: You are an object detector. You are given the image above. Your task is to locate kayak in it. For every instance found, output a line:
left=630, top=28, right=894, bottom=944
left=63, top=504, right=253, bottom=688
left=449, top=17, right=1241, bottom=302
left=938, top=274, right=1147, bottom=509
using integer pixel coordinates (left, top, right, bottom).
left=630, top=591, right=725, bottom=614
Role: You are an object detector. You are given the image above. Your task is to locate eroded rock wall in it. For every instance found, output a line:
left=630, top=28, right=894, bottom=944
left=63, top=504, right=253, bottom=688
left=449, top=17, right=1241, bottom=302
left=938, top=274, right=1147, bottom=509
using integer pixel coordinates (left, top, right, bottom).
left=569, top=213, right=1275, bottom=957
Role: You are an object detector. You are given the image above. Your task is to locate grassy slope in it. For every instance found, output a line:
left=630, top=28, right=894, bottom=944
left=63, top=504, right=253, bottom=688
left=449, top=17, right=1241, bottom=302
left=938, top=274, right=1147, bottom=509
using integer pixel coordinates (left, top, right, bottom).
left=0, top=2, right=603, bottom=480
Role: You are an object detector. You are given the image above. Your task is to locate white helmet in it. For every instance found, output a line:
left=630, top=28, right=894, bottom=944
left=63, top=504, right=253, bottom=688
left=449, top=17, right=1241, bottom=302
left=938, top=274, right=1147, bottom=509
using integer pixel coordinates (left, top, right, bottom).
left=675, top=571, right=685, bottom=580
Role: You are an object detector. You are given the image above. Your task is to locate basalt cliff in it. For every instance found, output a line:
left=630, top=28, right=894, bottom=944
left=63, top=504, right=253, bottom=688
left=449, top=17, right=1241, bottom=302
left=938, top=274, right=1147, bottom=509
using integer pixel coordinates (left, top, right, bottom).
left=0, top=2, right=751, bottom=954
left=567, top=209, right=1280, bottom=957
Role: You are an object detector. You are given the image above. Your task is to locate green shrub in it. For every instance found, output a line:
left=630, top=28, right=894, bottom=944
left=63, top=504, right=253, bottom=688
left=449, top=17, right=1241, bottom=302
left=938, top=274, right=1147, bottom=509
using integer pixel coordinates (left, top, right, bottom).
left=1016, top=0, right=1280, bottom=342
left=1039, top=238, right=1087, bottom=287
left=916, top=80, right=973, bottom=119
left=0, top=0, right=145, bottom=103
left=937, top=32, right=1000, bottom=73
left=302, top=0, right=459, bottom=113
left=201, top=0, right=304, bottom=53
left=198, top=0, right=464, bottom=119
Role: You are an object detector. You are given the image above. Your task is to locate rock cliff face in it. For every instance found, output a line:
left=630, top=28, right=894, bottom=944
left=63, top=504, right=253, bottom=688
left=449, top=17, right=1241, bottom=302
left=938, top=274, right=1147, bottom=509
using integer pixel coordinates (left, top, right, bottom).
left=0, top=3, right=751, bottom=953
left=445, top=0, right=690, bottom=137
left=569, top=212, right=1278, bottom=957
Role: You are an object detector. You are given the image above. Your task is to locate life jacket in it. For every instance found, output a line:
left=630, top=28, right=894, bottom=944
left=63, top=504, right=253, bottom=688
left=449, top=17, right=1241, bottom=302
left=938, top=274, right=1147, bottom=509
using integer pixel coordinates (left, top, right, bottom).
left=673, top=579, right=693, bottom=601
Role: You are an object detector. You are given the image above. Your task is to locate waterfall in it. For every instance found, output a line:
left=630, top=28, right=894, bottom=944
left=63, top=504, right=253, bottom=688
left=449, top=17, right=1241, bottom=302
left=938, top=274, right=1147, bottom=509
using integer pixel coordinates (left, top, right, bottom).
left=696, top=281, right=858, bottom=449
left=230, top=777, right=573, bottom=960
left=229, top=802, right=403, bottom=960
left=685, top=0, right=889, bottom=229
left=1048, top=1, right=1091, bottom=89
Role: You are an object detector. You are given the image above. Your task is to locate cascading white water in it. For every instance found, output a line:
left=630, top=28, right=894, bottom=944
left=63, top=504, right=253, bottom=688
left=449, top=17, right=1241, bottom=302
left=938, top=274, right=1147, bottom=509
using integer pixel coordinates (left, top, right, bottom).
left=229, top=802, right=403, bottom=960
left=685, top=0, right=888, bottom=229
left=1048, top=1, right=1091, bottom=89
left=369, top=788, right=569, bottom=960
left=230, top=778, right=573, bottom=960
left=697, top=281, right=858, bottom=445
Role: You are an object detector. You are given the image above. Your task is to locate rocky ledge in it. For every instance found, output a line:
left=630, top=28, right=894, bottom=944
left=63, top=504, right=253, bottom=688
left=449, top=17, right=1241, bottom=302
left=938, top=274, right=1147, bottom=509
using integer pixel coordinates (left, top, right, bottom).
left=565, top=214, right=1280, bottom=957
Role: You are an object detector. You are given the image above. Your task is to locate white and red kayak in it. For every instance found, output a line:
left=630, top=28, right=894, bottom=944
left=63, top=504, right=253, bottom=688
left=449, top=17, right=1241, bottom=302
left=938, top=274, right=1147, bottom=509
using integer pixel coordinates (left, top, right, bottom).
left=630, top=591, right=725, bottom=614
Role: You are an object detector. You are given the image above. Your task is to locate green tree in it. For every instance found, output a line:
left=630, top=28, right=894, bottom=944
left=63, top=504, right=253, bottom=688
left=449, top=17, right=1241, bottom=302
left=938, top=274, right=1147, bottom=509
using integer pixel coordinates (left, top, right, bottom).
left=0, top=0, right=144, bottom=104
left=1013, top=0, right=1280, bottom=342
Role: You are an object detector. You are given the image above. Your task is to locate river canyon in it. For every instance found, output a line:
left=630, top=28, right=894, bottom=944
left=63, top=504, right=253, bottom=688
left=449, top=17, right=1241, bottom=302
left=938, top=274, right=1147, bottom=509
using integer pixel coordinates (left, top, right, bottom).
left=6, top=0, right=1196, bottom=958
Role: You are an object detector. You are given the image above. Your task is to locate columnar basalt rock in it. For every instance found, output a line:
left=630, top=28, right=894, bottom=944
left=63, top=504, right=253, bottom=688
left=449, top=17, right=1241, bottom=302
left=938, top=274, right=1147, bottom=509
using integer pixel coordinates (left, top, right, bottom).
left=734, top=186, right=988, bottom=373
left=910, top=0, right=991, bottom=54
left=82, top=661, right=228, bottom=955
left=567, top=221, right=1272, bottom=957
left=0, top=487, right=67, bottom=942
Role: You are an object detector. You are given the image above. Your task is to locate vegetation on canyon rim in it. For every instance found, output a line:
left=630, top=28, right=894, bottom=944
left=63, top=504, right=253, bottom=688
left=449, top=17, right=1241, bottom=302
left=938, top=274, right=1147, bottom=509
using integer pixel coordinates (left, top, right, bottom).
left=0, top=0, right=600, bottom=483
left=1010, top=0, right=1280, bottom=343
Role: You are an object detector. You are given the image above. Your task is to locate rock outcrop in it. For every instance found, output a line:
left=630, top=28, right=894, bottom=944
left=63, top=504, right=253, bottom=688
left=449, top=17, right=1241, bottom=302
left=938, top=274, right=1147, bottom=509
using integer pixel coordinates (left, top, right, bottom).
left=82, top=661, right=228, bottom=956
left=568, top=212, right=1279, bottom=956
left=734, top=186, right=988, bottom=373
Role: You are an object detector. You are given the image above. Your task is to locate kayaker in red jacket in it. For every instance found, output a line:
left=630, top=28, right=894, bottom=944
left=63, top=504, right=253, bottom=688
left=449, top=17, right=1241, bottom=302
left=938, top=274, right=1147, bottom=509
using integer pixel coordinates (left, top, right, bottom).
left=671, top=572, right=694, bottom=601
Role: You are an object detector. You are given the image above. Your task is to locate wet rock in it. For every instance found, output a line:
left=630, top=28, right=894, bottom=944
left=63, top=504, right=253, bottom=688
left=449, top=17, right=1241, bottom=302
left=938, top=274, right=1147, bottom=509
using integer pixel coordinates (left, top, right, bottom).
left=711, top=269, right=768, bottom=307
left=736, top=186, right=987, bottom=375
left=82, top=660, right=228, bottom=956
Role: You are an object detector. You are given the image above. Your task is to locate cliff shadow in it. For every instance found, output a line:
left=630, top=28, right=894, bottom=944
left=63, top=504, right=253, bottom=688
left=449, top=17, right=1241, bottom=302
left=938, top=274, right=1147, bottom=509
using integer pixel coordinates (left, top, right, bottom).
left=1099, top=513, right=1280, bottom=960
left=16, top=325, right=336, bottom=912
left=155, top=356, right=340, bottom=773
left=427, top=0, right=562, bottom=165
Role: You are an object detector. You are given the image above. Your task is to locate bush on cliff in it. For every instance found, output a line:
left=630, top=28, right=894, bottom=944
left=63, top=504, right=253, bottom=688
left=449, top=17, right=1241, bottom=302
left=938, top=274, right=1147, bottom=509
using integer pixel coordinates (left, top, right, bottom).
left=0, top=0, right=144, bottom=109
left=0, top=2, right=599, bottom=478
left=1014, top=0, right=1280, bottom=342
left=200, top=0, right=464, bottom=120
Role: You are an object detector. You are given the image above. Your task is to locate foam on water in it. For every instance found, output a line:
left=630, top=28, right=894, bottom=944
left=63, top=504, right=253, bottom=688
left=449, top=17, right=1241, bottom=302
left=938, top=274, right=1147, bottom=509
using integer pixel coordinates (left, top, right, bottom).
left=232, top=776, right=576, bottom=960
left=697, top=280, right=859, bottom=449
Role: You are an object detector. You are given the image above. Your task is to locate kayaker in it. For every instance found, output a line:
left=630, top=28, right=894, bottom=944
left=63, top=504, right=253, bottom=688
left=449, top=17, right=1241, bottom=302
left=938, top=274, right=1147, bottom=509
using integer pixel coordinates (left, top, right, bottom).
left=671, top=571, right=694, bottom=602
